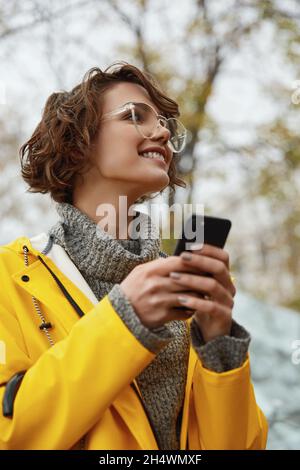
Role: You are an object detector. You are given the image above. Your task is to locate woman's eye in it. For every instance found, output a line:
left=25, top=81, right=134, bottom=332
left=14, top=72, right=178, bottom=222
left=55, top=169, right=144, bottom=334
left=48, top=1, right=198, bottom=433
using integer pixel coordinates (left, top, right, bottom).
left=123, top=112, right=142, bottom=122
left=123, top=113, right=134, bottom=121
left=134, top=112, right=143, bottom=122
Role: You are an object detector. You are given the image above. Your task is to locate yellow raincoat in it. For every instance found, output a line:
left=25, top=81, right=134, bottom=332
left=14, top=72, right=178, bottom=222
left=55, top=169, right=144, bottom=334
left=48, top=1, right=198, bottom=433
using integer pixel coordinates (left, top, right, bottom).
left=0, top=234, right=268, bottom=450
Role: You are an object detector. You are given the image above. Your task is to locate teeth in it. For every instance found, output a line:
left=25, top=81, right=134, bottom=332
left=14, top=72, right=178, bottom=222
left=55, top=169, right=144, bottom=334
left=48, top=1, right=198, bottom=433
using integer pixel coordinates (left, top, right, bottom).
left=141, top=151, right=165, bottom=161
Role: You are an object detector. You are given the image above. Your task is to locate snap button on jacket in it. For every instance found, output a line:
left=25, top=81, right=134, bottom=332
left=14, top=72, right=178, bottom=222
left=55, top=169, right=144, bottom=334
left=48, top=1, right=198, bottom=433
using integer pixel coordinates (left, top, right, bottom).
left=0, top=236, right=268, bottom=450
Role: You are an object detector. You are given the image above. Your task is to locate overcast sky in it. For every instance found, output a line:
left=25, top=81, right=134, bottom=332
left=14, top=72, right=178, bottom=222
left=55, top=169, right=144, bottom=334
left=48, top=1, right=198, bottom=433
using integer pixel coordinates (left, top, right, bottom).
left=0, top=0, right=298, bottom=242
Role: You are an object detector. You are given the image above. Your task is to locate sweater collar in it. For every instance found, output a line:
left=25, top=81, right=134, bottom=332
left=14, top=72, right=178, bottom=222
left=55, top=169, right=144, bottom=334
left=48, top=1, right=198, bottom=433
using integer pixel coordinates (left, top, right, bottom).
left=48, top=202, right=161, bottom=283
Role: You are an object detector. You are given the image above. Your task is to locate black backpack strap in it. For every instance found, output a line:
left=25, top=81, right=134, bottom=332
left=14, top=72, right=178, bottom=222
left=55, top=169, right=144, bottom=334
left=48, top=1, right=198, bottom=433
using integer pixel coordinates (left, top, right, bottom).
left=2, top=371, right=26, bottom=418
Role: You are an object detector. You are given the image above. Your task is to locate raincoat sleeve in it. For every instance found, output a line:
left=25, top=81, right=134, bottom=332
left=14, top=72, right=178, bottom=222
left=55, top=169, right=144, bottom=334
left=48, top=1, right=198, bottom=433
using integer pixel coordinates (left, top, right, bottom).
left=188, top=353, right=268, bottom=449
left=0, top=295, right=157, bottom=450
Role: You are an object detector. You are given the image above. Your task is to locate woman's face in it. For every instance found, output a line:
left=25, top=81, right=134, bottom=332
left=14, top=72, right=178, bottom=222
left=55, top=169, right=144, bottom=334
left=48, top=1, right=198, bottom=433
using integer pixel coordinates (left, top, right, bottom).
left=87, top=81, right=173, bottom=200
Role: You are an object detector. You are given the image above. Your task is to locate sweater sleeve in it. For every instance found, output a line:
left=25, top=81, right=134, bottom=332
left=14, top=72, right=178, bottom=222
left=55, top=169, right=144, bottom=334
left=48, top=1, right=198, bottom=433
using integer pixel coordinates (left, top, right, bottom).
left=108, top=284, right=174, bottom=354
left=190, top=318, right=251, bottom=372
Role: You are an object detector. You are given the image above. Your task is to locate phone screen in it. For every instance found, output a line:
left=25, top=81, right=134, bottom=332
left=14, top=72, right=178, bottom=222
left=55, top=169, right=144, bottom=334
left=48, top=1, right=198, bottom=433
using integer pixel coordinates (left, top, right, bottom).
left=173, top=215, right=231, bottom=255
left=172, top=215, right=232, bottom=311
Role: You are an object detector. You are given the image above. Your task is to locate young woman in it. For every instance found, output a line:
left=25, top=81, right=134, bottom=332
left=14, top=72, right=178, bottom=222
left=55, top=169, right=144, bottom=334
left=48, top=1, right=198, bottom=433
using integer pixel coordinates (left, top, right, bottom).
left=0, top=63, right=267, bottom=450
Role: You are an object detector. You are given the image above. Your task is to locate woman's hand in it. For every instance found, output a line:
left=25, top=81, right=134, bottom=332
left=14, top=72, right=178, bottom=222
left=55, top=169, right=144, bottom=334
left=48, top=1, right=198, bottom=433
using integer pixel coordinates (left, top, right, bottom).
left=120, top=255, right=207, bottom=329
left=119, top=246, right=235, bottom=335
left=172, top=245, right=236, bottom=342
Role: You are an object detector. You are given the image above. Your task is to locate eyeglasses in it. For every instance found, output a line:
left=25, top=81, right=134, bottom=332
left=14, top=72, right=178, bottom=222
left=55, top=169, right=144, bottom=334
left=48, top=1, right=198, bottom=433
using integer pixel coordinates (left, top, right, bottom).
left=100, top=101, right=187, bottom=153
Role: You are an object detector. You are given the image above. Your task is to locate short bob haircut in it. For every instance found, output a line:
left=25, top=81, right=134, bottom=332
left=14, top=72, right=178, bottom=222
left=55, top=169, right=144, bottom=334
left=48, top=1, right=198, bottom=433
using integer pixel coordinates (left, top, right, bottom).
left=20, top=62, right=186, bottom=204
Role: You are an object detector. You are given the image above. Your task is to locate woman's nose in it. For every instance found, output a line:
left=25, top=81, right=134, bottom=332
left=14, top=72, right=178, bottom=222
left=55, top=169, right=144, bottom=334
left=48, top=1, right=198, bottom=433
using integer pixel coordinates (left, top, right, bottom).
left=151, top=121, right=171, bottom=144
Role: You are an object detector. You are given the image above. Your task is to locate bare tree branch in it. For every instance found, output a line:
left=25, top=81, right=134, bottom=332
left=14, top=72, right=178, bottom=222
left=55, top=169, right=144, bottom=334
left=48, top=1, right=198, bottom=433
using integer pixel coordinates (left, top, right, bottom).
left=0, top=0, right=96, bottom=40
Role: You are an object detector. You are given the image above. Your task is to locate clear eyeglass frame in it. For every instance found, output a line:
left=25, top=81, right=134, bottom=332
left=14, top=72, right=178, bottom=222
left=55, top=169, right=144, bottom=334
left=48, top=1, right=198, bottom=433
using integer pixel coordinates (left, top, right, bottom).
left=100, top=101, right=187, bottom=153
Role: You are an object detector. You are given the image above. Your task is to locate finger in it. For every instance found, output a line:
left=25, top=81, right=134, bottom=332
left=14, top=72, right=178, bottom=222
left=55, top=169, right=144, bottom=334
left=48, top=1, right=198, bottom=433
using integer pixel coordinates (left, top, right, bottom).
left=159, top=293, right=225, bottom=320
left=170, top=307, right=196, bottom=318
left=154, top=271, right=234, bottom=306
left=170, top=272, right=234, bottom=309
left=153, top=275, right=208, bottom=298
left=179, top=252, right=236, bottom=298
left=158, top=292, right=200, bottom=309
left=145, top=256, right=195, bottom=277
left=176, top=294, right=232, bottom=319
left=190, top=244, right=230, bottom=269
left=151, top=293, right=196, bottom=322
left=189, top=245, right=236, bottom=296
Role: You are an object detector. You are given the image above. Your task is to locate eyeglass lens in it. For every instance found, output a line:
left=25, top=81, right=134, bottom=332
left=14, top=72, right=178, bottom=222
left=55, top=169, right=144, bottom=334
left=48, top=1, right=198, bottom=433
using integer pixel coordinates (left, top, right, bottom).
left=131, top=103, right=186, bottom=152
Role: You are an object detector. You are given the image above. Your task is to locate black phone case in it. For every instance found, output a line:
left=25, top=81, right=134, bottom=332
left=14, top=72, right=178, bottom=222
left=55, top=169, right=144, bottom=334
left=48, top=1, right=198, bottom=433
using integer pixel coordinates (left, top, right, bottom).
left=173, top=215, right=232, bottom=255
left=172, top=215, right=232, bottom=311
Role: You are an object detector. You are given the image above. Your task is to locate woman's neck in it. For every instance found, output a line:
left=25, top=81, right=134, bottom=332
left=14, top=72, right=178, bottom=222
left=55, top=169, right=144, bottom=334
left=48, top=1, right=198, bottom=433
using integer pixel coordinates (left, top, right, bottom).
left=73, top=194, right=139, bottom=240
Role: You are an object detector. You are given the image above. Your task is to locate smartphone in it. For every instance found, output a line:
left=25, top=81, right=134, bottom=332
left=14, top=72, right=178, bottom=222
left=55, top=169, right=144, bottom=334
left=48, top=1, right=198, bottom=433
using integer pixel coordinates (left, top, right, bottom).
left=173, top=214, right=232, bottom=255
left=172, top=214, right=232, bottom=311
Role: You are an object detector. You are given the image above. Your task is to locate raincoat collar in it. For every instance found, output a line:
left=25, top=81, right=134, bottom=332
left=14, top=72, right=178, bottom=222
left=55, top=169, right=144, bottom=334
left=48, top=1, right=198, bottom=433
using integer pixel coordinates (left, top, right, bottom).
left=7, top=233, right=197, bottom=450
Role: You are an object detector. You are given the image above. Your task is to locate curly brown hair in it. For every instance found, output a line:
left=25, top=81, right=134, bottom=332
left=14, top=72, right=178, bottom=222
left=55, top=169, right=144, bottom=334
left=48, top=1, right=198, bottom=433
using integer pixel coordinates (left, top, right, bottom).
left=20, top=62, right=186, bottom=203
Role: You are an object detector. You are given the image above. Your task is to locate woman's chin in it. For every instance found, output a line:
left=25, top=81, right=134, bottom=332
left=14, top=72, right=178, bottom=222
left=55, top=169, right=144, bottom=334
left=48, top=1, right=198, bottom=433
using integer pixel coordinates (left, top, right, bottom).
left=142, top=173, right=170, bottom=192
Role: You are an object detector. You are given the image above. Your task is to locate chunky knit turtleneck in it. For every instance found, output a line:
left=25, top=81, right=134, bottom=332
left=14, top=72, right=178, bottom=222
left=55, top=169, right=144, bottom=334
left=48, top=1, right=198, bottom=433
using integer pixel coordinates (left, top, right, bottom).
left=48, top=203, right=161, bottom=295
left=48, top=202, right=190, bottom=450
left=48, top=202, right=251, bottom=450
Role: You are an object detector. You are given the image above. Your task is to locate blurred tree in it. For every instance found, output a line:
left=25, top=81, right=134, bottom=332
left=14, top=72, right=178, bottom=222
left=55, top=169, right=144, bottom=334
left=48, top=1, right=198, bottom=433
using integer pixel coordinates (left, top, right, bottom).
left=0, top=0, right=299, bottom=310
left=104, top=0, right=300, bottom=309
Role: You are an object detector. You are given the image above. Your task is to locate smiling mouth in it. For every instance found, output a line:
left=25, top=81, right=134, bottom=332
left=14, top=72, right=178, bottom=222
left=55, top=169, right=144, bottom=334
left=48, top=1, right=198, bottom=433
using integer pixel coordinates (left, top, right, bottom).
left=139, top=151, right=166, bottom=163
left=139, top=156, right=167, bottom=171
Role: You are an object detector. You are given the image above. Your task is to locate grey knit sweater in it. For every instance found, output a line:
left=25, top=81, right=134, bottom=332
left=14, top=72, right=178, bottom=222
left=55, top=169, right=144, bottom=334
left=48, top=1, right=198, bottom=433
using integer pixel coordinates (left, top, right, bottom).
left=48, top=202, right=250, bottom=450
